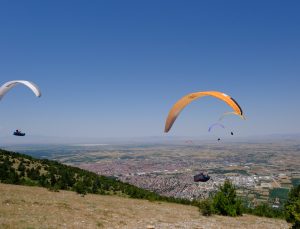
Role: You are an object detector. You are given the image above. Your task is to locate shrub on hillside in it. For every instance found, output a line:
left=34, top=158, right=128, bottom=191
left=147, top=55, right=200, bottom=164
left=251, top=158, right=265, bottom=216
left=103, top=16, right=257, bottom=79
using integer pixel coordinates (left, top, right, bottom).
left=199, top=199, right=214, bottom=216
left=197, top=180, right=243, bottom=217
left=285, top=184, right=300, bottom=229
left=73, top=180, right=88, bottom=196
left=212, top=180, right=243, bottom=217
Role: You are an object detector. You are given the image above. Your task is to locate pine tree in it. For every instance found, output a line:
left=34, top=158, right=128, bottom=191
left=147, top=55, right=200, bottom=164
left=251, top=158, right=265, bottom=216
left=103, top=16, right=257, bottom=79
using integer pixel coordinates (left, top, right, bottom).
left=213, top=180, right=242, bottom=216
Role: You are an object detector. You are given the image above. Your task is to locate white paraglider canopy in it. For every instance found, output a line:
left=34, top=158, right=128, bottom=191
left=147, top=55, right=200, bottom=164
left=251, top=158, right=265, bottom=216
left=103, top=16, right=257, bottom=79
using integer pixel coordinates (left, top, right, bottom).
left=0, top=80, right=41, bottom=100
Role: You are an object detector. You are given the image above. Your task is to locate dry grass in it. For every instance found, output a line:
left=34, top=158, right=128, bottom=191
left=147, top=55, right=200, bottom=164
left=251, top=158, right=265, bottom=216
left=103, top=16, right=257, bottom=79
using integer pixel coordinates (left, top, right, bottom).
left=0, top=183, right=290, bottom=229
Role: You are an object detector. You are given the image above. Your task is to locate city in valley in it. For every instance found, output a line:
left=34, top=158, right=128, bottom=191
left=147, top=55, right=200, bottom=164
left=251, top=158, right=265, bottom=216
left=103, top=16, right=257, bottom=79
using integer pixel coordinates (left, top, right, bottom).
left=6, top=138, right=300, bottom=208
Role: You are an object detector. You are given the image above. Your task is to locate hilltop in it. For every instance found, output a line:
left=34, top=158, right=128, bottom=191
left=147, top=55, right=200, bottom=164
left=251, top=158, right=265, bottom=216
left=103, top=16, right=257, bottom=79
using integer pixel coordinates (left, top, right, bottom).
left=0, top=183, right=290, bottom=229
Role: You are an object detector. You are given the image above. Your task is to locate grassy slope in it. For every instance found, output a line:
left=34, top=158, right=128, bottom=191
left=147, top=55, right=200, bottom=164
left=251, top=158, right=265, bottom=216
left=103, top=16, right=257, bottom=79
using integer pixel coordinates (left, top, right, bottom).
left=0, top=183, right=290, bottom=229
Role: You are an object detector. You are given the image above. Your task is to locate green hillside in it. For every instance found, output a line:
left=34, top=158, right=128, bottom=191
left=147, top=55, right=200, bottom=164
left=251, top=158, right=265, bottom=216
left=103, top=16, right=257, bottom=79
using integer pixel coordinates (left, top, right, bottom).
left=0, top=149, right=191, bottom=205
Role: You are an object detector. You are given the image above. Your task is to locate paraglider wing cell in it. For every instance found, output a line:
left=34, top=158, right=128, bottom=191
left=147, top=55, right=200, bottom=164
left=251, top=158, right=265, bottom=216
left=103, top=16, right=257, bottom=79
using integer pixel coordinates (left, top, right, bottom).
left=164, top=91, right=243, bottom=132
left=0, top=80, right=41, bottom=100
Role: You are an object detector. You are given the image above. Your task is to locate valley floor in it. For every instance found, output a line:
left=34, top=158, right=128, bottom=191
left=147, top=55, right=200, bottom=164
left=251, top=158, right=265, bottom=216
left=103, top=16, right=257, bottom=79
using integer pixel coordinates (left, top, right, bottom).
left=0, top=183, right=290, bottom=229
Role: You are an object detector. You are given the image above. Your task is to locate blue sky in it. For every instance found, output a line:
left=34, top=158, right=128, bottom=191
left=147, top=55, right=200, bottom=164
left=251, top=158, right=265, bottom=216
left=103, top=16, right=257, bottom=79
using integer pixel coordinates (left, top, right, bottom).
left=0, top=1, right=299, bottom=140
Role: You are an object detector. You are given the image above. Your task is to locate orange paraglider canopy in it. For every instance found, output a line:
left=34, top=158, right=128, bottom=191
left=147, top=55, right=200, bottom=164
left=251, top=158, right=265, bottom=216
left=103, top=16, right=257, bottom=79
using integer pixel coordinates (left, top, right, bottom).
left=164, top=91, right=243, bottom=132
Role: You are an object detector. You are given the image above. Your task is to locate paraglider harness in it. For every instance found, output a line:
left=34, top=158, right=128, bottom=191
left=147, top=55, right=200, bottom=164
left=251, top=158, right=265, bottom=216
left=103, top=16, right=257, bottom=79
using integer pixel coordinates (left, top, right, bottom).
left=13, top=130, right=25, bottom=136
left=193, top=172, right=210, bottom=182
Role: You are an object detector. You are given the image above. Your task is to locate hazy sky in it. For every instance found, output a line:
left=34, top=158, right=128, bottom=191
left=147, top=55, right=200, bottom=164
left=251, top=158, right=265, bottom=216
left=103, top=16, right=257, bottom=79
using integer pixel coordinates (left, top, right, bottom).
left=0, top=1, right=300, bottom=140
